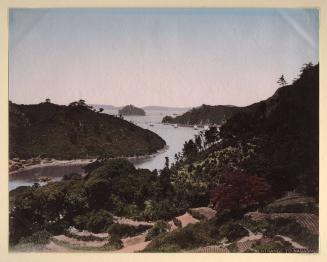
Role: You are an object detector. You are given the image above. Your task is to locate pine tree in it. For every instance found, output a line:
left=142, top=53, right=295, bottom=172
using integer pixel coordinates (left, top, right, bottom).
left=277, top=75, right=287, bottom=87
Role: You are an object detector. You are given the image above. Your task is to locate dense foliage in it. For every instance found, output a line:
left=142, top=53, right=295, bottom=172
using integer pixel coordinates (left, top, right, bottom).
left=162, top=104, right=241, bottom=125
left=211, top=171, right=272, bottom=213
left=143, top=218, right=248, bottom=252
left=108, top=223, right=151, bottom=238
left=145, top=220, right=170, bottom=241
left=9, top=159, right=184, bottom=245
left=73, top=209, right=114, bottom=233
left=9, top=100, right=164, bottom=159
left=171, top=63, right=319, bottom=210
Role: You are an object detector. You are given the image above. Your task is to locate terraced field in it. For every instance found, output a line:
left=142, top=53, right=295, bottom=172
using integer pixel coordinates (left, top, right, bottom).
left=14, top=208, right=319, bottom=253
left=45, top=211, right=202, bottom=252
left=245, top=211, right=319, bottom=234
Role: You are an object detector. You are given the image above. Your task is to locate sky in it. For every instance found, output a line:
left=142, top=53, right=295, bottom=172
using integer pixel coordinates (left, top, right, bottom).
left=9, top=8, right=319, bottom=107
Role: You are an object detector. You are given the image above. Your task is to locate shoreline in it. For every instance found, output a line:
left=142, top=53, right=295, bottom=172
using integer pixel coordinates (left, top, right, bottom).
left=9, top=158, right=96, bottom=175
left=9, top=145, right=169, bottom=176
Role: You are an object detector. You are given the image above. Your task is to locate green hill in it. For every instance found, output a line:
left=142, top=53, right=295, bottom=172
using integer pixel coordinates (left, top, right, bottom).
left=172, top=63, right=319, bottom=205
left=162, top=104, right=241, bottom=125
left=218, top=63, right=319, bottom=197
left=9, top=101, right=165, bottom=159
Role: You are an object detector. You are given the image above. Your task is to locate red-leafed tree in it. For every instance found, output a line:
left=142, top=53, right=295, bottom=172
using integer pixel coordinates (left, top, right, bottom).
left=211, top=171, right=272, bottom=213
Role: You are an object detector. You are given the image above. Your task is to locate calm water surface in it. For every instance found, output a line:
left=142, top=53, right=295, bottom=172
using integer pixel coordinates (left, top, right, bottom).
left=118, top=109, right=200, bottom=170
left=9, top=109, right=200, bottom=191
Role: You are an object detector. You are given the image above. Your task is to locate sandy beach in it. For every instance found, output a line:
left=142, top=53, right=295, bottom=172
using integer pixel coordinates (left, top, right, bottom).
left=9, top=145, right=169, bottom=176
left=9, top=158, right=96, bottom=175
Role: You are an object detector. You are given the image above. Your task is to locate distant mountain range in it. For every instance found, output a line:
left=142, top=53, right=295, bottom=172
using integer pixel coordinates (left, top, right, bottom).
left=92, top=104, right=191, bottom=111
left=142, top=106, right=191, bottom=111
left=91, top=104, right=120, bottom=110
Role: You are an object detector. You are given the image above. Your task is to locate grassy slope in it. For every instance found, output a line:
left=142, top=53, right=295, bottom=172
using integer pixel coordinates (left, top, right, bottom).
left=9, top=102, right=165, bottom=159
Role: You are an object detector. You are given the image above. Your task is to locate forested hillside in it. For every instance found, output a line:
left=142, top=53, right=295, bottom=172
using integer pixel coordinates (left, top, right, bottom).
left=162, top=104, right=241, bottom=125
left=9, top=100, right=165, bottom=159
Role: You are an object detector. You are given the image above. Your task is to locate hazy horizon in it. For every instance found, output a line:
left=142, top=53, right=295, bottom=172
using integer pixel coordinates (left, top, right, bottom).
left=9, top=8, right=319, bottom=107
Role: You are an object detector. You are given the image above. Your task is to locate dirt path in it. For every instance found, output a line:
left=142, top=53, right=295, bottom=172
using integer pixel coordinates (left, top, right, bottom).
left=68, top=227, right=109, bottom=238
left=116, top=240, right=151, bottom=253
left=9, top=158, right=95, bottom=174
left=53, top=235, right=108, bottom=247
left=236, top=229, right=264, bottom=252
left=275, top=235, right=306, bottom=249
left=45, top=241, right=74, bottom=252
left=115, top=233, right=150, bottom=252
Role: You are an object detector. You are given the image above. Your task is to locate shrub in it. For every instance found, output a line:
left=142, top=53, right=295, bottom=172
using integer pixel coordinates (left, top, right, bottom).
left=188, top=209, right=207, bottom=221
left=107, top=234, right=123, bottom=249
left=239, top=218, right=270, bottom=234
left=219, top=221, right=248, bottom=242
left=173, top=218, right=182, bottom=228
left=227, top=242, right=238, bottom=252
left=144, top=222, right=218, bottom=252
left=64, top=230, right=105, bottom=241
left=19, top=230, right=52, bottom=245
left=150, top=200, right=181, bottom=220
left=73, top=209, right=113, bottom=233
left=145, top=220, right=170, bottom=241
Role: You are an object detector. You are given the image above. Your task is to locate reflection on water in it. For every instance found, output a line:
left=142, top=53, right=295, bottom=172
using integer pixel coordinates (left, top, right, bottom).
left=9, top=109, right=199, bottom=190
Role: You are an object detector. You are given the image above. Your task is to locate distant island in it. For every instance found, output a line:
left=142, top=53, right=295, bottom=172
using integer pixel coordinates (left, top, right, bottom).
left=162, top=104, right=241, bottom=125
left=9, top=100, right=165, bottom=160
left=118, top=104, right=146, bottom=116
left=92, top=104, right=190, bottom=112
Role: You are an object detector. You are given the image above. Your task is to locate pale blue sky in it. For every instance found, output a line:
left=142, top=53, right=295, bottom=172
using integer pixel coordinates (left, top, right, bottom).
left=9, top=8, right=319, bottom=107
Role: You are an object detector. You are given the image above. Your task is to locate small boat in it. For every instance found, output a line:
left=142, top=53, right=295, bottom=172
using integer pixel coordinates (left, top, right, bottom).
left=193, top=125, right=198, bottom=130
left=174, top=124, right=178, bottom=128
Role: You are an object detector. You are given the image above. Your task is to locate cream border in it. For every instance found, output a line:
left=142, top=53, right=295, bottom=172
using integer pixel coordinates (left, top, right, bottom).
left=0, top=1, right=326, bottom=262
